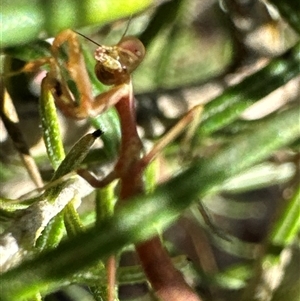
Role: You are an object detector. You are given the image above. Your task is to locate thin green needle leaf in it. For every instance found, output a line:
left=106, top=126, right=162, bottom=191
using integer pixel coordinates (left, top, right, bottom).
left=199, top=42, right=300, bottom=136
left=44, top=130, right=103, bottom=203
left=270, top=185, right=300, bottom=246
left=95, top=185, right=116, bottom=224
left=51, top=130, right=103, bottom=181
left=40, top=76, right=65, bottom=169
left=63, top=196, right=84, bottom=238
left=90, top=109, right=121, bottom=160
left=35, top=213, right=65, bottom=251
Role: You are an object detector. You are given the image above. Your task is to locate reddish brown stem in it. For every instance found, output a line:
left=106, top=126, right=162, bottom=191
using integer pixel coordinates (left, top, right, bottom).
left=107, top=256, right=116, bottom=301
left=114, top=93, right=201, bottom=301
left=136, top=237, right=201, bottom=301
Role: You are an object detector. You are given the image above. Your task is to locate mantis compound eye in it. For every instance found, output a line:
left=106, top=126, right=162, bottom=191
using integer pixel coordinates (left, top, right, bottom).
left=117, top=36, right=146, bottom=73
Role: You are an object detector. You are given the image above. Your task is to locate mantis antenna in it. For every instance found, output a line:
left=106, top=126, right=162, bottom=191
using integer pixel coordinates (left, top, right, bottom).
left=73, top=30, right=102, bottom=46
left=74, top=15, right=133, bottom=46
left=120, top=14, right=133, bottom=40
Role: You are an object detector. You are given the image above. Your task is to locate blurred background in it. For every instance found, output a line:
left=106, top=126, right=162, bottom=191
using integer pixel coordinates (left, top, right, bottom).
left=1, top=0, right=299, bottom=300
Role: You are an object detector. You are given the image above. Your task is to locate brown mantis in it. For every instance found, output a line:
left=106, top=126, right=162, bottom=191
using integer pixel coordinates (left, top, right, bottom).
left=24, top=27, right=202, bottom=301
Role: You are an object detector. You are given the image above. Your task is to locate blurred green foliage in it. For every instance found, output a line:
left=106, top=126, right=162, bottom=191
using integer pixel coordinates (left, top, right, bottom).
left=0, top=1, right=300, bottom=301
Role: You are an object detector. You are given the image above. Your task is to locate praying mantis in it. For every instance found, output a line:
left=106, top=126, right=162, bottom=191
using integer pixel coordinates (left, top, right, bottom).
left=21, top=27, right=203, bottom=301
